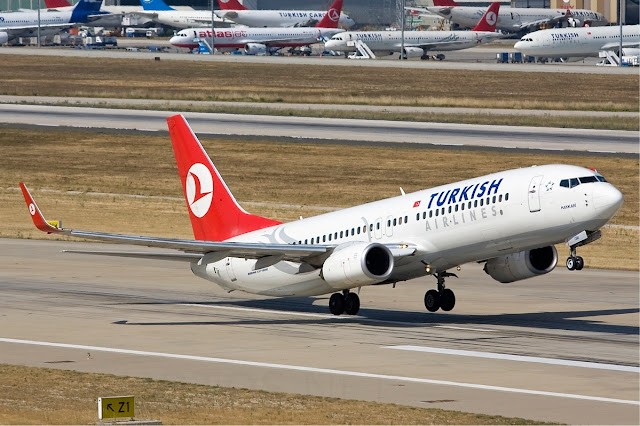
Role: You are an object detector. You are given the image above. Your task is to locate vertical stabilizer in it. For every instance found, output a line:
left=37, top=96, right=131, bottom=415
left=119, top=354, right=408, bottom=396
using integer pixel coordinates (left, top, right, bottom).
left=139, top=0, right=175, bottom=11
left=167, top=115, right=281, bottom=242
left=471, top=2, right=500, bottom=32
left=217, top=0, right=248, bottom=10
left=316, top=0, right=343, bottom=28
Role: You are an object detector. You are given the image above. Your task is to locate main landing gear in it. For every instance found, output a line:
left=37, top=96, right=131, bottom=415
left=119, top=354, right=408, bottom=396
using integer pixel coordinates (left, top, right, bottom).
left=329, top=289, right=360, bottom=316
left=566, top=246, right=584, bottom=271
left=424, top=271, right=457, bottom=312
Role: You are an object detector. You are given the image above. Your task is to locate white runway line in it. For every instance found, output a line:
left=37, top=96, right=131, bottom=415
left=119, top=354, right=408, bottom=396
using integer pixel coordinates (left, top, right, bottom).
left=1, top=338, right=638, bottom=406
left=384, top=345, right=640, bottom=373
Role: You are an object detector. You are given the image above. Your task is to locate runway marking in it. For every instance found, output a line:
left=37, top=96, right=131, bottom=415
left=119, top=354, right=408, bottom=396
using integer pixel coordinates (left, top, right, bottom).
left=433, top=325, right=494, bottom=332
left=1, top=338, right=638, bottom=406
left=178, top=303, right=347, bottom=319
left=384, top=345, right=640, bottom=373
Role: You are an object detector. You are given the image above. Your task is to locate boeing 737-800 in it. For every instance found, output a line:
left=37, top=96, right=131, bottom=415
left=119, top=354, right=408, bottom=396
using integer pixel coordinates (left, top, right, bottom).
left=170, top=0, right=344, bottom=53
left=0, top=0, right=105, bottom=43
left=514, top=24, right=640, bottom=59
left=325, top=2, right=502, bottom=60
left=215, top=0, right=355, bottom=29
left=409, top=0, right=607, bottom=32
left=21, top=115, right=623, bottom=316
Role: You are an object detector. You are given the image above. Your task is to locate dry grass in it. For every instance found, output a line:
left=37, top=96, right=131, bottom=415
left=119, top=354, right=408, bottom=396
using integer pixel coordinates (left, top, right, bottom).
left=0, top=55, right=637, bottom=112
left=1, top=125, right=637, bottom=270
left=0, top=364, right=547, bottom=425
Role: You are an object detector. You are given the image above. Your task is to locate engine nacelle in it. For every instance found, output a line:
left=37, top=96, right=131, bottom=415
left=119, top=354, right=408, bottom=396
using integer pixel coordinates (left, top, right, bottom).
left=244, top=43, right=267, bottom=55
left=322, top=242, right=393, bottom=290
left=402, top=47, right=424, bottom=58
left=484, top=246, right=557, bottom=283
left=0, top=32, right=9, bottom=44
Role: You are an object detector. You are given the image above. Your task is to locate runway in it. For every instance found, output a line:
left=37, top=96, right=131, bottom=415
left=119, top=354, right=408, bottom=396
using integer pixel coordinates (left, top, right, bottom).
left=0, top=238, right=638, bottom=424
left=0, top=104, right=637, bottom=154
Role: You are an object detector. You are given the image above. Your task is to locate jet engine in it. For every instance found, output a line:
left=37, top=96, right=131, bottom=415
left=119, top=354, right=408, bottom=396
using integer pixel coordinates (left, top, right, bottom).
left=484, top=246, right=557, bottom=283
left=0, top=32, right=9, bottom=44
left=402, top=47, right=424, bottom=58
left=244, top=43, right=267, bottom=55
left=322, top=242, right=394, bottom=289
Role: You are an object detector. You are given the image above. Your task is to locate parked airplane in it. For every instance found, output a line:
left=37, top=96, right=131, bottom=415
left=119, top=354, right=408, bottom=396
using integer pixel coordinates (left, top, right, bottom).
left=169, top=0, right=345, bottom=53
left=215, top=0, right=355, bottom=29
left=135, top=0, right=229, bottom=29
left=0, top=0, right=106, bottom=43
left=21, top=115, right=623, bottom=315
left=514, top=24, right=640, bottom=59
left=409, top=0, right=607, bottom=33
left=325, top=2, right=503, bottom=60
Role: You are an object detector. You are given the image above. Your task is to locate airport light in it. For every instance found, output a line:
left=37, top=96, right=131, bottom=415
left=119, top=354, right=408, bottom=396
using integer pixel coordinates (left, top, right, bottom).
left=400, top=0, right=406, bottom=60
left=37, top=0, right=40, bottom=48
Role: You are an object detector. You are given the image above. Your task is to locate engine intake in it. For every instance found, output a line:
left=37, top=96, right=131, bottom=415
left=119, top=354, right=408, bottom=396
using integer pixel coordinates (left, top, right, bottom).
left=322, top=242, right=393, bottom=290
left=244, top=43, right=267, bottom=55
left=484, top=246, right=557, bottom=283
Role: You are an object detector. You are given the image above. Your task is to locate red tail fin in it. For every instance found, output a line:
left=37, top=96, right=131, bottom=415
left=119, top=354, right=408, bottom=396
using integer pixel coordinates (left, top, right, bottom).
left=43, top=0, right=72, bottom=7
left=471, top=2, right=500, bottom=32
left=217, top=0, right=248, bottom=10
left=433, top=0, right=459, bottom=6
left=316, top=0, right=343, bottom=28
left=167, top=115, right=281, bottom=242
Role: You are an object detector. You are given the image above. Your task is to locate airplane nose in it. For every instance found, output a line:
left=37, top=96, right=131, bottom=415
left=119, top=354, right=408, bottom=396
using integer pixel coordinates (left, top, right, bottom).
left=514, top=41, right=523, bottom=50
left=593, top=184, right=624, bottom=219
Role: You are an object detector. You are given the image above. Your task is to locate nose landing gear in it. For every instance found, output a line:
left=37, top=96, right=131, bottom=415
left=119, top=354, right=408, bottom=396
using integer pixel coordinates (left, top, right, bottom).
left=566, top=246, right=584, bottom=271
left=424, top=271, right=457, bottom=312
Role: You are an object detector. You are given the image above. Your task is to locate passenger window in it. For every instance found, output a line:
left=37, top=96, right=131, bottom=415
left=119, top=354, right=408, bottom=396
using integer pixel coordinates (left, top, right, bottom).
left=461, top=203, right=465, bottom=211
left=498, top=194, right=502, bottom=202
left=404, top=215, right=408, bottom=223
left=560, top=179, right=569, bottom=188
left=429, top=211, right=433, bottom=218
left=393, top=218, right=397, bottom=226
left=416, top=213, right=420, bottom=221
left=435, top=209, right=439, bottom=217
left=448, top=206, right=451, bottom=213
left=351, top=228, right=354, bottom=236
left=304, top=239, right=308, bottom=244
left=334, top=232, right=338, bottom=239
left=340, top=231, right=343, bottom=238
left=399, top=217, right=403, bottom=225
left=423, top=211, right=426, bottom=219
left=441, top=207, right=445, bottom=215
left=492, top=196, right=496, bottom=203
left=505, top=193, right=509, bottom=201
left=357, top=227, right=360, bottom=235
left=376, top=223, right=380, bottom=230
left=480, top=199, right=484, bottom=206
left=387, top=219, right=391, bottom=227
left=328, top=234, right=332, bottom=241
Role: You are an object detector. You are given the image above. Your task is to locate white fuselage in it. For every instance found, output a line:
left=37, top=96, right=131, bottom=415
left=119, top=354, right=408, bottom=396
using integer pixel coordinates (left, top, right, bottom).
left=515, top=25, right=640, bottom=57
left=215, top=9, right=355, bottom=29
left=428, top=6, right=607, bottom=31
left=324, top=30, right=501, bottom=54
left=190, top=165, right=622, bottom=297
left=139, top=10, right=228, bottom=28
left=170, top=26, right=344, bottom=50
left=0, top=9, right=76, bottom=30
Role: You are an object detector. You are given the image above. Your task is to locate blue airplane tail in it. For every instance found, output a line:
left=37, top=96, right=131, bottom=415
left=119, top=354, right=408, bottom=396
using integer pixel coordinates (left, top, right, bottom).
left=139, top=0, right=175, bottom=11
left=69, top=0, right=103, bottom=23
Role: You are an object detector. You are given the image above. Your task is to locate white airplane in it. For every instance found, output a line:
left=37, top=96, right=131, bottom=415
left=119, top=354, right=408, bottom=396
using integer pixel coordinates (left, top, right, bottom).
left=409, top=0, right=607, bottom=33
left=215, top=0, right=355, bottom=29
left=134, top=0, right=230, bottom=29
left=21, top=115, right=624, bottom=316
left=169, top=0, right=345, bottom=54
left=514, top=24, right=640, bottom=59
left=0, top=0, right=105, bottom=43
left=324, top=2, right=503, bottom=60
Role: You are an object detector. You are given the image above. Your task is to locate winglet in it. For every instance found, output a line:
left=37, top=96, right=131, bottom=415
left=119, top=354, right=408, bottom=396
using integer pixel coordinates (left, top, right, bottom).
left=19, top=183, right=64, bottom=234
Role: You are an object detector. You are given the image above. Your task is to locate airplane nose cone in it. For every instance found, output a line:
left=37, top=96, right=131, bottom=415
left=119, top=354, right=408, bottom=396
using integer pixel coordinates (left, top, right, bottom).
left=169, top=36, right=179, bottom=46
left=514, top=41, right=523, bottom=50
left=593, top=184, right=624, bottom=219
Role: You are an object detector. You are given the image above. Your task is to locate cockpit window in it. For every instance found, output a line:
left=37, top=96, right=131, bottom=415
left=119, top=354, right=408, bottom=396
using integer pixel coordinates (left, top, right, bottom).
left=596, top=175, right=607, bottom=182
left=560, top=179, right=569, bottom=188
left=579, top=176, right=599, bottom=184
left=570, top=178, right=579, bottom=187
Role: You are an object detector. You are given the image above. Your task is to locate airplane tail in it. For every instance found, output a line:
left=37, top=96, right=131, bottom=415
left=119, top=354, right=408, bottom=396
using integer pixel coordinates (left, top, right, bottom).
left=433, top=0, right=460, bottom=6
left=217, top=0, right=248, bottom=10
left=471, top=2, right=500, bottom=32
left=69, top=0, right=102, bottom=21
left=43, top=0, right=71, bottom=7
left=139, top=0, right=175, bottom=11
left=316, top=0, right=343, bottom=28
left=166, top=115, right=281, bottom=242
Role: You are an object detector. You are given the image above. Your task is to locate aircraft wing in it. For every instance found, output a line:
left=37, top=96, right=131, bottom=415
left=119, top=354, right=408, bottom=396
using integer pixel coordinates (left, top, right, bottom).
left=518, top=14, right=568, bottom=31
left=21, top=183, right=416, bottom=266
left=1, top=23, right=73, bottom=37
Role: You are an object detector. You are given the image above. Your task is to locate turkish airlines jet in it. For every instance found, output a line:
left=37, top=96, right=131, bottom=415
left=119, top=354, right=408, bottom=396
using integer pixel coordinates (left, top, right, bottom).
left=410, top=0, right=607, bottom=33
left=21, top=115, right=624, bottom=316
left=215, top=0, right=355, bottom=29
left=0, top=0, right=105, bottom=43
left=169, top=0, right=345, bottom=53
left=514, top=24, right=640, bottom=59
left=325, top=2, right=503, bottom=60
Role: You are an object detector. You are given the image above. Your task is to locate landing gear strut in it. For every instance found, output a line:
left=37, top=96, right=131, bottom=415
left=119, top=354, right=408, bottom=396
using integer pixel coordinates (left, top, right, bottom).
left=424, top=271, right=457, bottom=312
left=566, top=246, right=584, bottom=271
left=329, top=289, right=360, bottom=316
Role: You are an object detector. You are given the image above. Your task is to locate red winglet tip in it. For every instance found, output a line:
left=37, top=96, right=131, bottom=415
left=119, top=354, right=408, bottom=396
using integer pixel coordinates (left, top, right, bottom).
left=19, top=183, right=62, bottom=234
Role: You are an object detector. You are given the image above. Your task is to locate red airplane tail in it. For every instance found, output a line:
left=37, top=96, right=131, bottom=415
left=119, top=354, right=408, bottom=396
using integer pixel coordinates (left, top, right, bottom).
left=43, top=0, right=72, bottom=7
left=217, top=0, right=248, bottom=11
left=471, top=2, right=500, bottom=32
left=316, top=0, right=343, bottom=28
left=167, top=115, right=281, bottom=242
left=432, top=0, right=460, bottom=6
